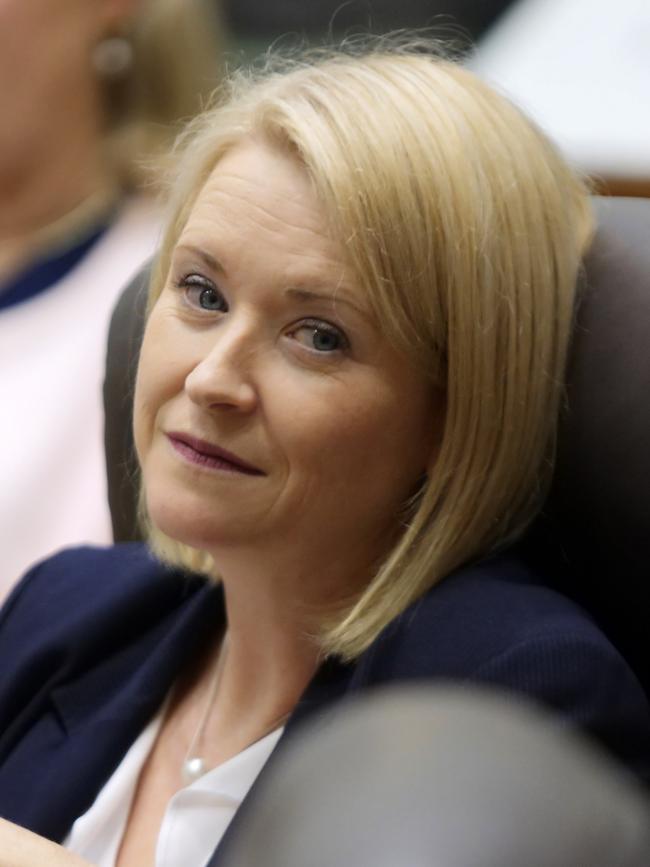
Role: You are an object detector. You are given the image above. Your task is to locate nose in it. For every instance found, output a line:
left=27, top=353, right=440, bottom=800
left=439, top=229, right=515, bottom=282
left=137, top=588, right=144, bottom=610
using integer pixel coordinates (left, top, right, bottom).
left=184, top=320, right=259, bottom=414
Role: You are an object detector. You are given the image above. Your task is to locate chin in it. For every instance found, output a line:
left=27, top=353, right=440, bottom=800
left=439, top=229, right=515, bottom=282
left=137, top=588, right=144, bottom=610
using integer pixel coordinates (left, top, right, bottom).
left=144, top=483, right=246, bottom=553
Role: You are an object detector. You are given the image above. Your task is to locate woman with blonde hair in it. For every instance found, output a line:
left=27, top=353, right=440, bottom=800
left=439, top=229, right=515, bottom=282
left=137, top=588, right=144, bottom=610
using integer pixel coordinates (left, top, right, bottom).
left=0, top=0, right=223, bottom=593
left=0, top=39, right=648, bottom=867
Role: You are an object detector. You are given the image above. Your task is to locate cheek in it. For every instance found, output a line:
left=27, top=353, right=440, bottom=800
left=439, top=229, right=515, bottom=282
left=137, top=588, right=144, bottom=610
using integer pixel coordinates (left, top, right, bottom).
left=133, top=319, right=183, bottom=458
left=281, top=377, right=431, bottom=502
left=132, top=371, right=157, bottom=469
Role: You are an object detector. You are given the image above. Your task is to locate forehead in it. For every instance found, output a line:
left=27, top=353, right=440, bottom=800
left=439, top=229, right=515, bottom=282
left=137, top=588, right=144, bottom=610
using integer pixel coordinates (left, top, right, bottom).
left=172, top=139, right=377, bottom=325
left=179, top=141, right=340, bottom=267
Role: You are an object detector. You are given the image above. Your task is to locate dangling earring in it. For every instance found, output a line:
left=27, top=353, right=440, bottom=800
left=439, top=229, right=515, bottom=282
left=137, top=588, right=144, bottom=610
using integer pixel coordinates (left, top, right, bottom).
left=92, top=35, right=134, bottom=79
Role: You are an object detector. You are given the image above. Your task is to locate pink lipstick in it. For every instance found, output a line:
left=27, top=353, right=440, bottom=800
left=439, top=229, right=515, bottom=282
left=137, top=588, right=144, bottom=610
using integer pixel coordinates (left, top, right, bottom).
left=166, top=433, right=264, bottom=475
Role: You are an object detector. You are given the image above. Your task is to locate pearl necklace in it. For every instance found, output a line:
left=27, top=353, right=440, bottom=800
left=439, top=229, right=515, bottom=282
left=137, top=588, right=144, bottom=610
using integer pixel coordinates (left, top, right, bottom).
left=182, top=641, right=228, bottom=784
left=181, top=639, right=291, bottom=785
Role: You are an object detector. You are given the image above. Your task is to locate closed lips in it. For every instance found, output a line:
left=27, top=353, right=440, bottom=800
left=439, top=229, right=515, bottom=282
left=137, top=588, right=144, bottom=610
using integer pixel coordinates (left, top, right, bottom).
left=167, top=433, right=264, bottom=475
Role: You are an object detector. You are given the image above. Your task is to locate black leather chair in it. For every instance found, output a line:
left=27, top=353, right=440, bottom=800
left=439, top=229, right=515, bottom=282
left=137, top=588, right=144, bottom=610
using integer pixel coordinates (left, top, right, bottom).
left=104, top=196, right=650, bottom=697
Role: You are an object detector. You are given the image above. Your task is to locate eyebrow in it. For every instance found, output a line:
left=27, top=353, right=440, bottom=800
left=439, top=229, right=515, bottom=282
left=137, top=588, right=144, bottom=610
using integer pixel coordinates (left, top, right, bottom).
left=174, top=243, right=225, bottom=274
left=174, top=243, right=372, bottom=323
left=284, top=287, right=370, bottom=322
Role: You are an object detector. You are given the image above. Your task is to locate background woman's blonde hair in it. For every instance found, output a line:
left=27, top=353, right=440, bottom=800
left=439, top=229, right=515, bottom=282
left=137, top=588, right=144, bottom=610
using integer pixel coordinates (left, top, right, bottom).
left=101, top=0, right=224, bottom=188
left=141, top=38, right=593, bottom=660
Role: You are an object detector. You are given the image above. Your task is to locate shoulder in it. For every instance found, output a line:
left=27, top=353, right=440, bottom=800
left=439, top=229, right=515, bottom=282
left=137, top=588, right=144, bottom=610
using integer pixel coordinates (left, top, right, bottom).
left=0, top=543, right=206, bottom=656
left=0, top=544, right=216, bottom=734
left=3, top=543, right=168, bottom=608
left=359, top=552, right=611, bottom=679
left=0, top=545, right=220, bottom=783
left=353, top=552, right=650, bottom=780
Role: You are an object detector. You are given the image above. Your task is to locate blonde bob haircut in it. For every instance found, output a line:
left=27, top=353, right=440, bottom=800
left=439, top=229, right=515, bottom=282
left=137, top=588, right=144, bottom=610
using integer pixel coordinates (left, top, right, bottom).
left=142, top=38, right=593, bottom=661
left=101, top=0, right=224, bottom=188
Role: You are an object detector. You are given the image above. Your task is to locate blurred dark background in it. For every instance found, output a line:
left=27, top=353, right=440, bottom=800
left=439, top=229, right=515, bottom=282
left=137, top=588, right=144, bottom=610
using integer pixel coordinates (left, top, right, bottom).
left=222, top=1, right=516, bottom=55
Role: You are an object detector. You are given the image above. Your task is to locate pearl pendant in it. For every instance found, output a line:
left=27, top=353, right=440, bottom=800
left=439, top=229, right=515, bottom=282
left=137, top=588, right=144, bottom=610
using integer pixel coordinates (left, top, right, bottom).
left=182, top=756, right=207, bottom=784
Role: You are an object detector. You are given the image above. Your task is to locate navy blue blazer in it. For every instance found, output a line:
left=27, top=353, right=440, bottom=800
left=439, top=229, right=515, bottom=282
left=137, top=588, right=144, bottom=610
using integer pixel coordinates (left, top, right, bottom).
left=1, top=543, right=649, bottom=866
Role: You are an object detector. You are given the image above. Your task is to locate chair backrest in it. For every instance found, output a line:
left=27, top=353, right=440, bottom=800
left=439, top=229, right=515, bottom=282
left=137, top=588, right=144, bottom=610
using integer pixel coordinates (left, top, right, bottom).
left=103, top=264, right=149, bottom=543
left=526, top=197, right=650, bottom=696
left=103, top=196, right=650, bottom=694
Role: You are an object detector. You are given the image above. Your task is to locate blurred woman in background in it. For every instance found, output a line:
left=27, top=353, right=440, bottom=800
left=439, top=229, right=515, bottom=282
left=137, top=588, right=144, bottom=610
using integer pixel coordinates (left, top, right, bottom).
left=0, top=0, right=223, bottom=595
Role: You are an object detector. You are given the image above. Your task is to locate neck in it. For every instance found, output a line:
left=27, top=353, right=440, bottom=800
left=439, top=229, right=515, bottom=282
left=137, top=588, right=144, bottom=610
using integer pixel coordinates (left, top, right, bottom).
left=205, top=531, right=376, bottom=716
left=166, top=532, right=378, bottom=772
left=214, top=571, right=324, bottom=734
left=167, top=589, right=320, bottom=774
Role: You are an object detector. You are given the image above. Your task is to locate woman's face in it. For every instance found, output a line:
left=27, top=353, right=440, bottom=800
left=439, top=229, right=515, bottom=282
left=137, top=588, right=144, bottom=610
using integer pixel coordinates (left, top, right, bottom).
left=134, top=140, right=439, bottom=568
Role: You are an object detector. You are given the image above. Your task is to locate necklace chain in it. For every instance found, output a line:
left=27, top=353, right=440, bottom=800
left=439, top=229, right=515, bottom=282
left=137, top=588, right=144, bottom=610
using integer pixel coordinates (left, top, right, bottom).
left=181, top=638, right=291, bottom=785
left=181, top=640, right=227, bottom=784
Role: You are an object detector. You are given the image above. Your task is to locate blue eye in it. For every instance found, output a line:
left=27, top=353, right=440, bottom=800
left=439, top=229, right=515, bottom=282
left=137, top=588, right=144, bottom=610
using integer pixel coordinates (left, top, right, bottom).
left=311, top=327, right=341, bottom=351
left=195, top=286, right=226, bottom=311
left=291, top=319, right=349, bottom=354
left=177, top=274, right=227, bottom=312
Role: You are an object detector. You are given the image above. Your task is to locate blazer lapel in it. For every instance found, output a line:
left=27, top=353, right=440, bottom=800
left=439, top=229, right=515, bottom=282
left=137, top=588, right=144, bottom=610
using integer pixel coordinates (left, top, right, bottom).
left=0, top=579, right=223, bottom=843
